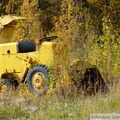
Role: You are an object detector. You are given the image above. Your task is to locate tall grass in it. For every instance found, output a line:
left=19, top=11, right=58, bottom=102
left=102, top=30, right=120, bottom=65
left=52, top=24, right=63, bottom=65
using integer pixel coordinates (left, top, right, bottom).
left=0, top=1, right=120, bottom=119
left=0, top=85, right=120, bottom=120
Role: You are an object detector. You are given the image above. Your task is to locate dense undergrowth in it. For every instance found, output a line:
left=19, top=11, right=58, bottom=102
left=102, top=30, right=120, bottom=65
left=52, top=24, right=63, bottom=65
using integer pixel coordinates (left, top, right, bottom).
left=1, top=0, right=119, bottom=80
left=0, top=0, right=120, bottom=119
left=0, top=84, right=120, bottom=120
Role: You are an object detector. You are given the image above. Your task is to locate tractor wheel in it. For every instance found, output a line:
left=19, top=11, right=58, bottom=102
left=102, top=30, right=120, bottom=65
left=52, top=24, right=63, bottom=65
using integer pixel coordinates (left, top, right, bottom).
left=27, top=65, right=49, bottom=95
left=0, top=79, right=12, bottom=93
left=4, top=79, right=13, bottom=89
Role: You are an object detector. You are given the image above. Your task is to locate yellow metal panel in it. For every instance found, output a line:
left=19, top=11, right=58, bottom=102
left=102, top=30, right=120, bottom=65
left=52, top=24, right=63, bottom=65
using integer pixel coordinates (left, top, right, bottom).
left=0, top=42, right=20, bottom=74
left=3, top=43, right=17, bottom=54
left=3, top=54, right=21, bottom=72
left=38, top=42, right=68, bottom=67
left=39, top=42, right=54, bottom=66
left=0, top=47, right=4, bottom=77
left=0, top=42, right=18, bottom=54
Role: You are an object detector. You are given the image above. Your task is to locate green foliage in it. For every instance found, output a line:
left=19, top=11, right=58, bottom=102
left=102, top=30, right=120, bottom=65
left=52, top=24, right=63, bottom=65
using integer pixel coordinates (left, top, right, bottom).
left=88, top=36, right=120, bottom=79
left=0, top=106, right=29, bottom=118
left=0, top=89, right=120, bottom=119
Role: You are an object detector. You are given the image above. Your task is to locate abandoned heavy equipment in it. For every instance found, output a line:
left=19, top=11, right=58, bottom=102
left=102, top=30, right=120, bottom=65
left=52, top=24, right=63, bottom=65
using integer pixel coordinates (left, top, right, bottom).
left=0, top=36, right=109, bottom=95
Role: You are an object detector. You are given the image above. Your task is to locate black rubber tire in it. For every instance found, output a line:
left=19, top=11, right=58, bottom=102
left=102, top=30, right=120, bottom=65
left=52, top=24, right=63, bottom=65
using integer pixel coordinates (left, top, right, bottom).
left=4, top=79, right=13, bottom=89
left=4, top=78, right=19, bottom=90
left=0, top=79, right=12, bottom=92
left=27, top=65, right=49, bottom=95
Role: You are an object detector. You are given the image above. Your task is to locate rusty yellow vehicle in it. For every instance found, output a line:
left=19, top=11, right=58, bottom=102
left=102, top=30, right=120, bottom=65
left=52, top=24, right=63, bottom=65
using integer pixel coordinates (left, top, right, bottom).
left=0, top=36, right=109, bottom=95
left=0, top=15, right=109, bottom=95
left=0, top=36, right=69, bottom=94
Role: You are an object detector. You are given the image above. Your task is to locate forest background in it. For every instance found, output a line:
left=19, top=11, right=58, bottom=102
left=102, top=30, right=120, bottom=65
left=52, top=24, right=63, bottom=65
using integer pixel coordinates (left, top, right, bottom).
left=0, top=0, right=120, bottom=119
left=0, top=0, right=120, bottom=87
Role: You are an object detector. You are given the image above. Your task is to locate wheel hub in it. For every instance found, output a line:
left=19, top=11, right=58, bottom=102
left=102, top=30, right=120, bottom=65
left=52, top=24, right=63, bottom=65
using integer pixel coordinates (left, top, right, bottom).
left=32, top=72, right=46, bottom=90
